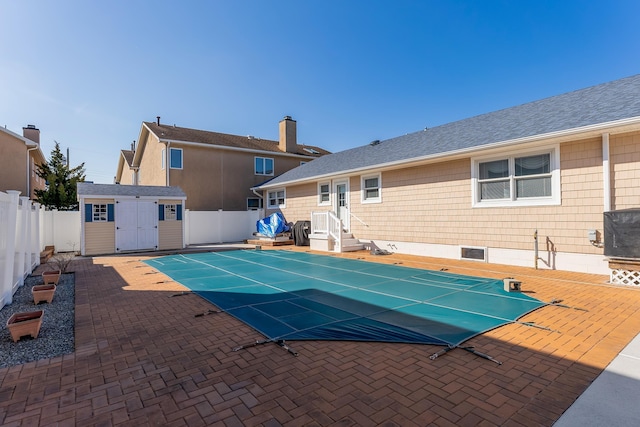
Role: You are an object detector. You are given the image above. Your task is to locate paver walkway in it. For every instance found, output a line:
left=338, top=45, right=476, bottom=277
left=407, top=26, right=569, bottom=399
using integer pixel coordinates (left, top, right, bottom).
left=1, top=248, right=640, bottom=426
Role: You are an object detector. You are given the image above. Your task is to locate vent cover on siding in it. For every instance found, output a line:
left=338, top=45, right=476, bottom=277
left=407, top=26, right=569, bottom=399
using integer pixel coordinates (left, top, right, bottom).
left=460, top=246, right=487, bottom=262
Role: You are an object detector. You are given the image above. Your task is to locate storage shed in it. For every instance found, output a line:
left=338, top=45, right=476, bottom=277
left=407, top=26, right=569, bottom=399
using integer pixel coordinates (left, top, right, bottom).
left=77, top=183, right=187, bottom=256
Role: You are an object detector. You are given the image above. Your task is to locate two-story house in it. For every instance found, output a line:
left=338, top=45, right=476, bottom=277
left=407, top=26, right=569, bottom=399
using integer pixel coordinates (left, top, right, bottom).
left=115, top=116, right=330, bottom=211
left=0, top=124, right=47, bottom=199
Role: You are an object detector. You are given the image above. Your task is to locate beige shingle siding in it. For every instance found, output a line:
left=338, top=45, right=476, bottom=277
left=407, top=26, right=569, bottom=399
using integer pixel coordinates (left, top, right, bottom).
left=278, top=132, right=640, bottom=256
left=611, top=131, right=640, bottom=209
left=159, top=221, right=182, bottom=250
left=84, top=224, right=116, bottom=256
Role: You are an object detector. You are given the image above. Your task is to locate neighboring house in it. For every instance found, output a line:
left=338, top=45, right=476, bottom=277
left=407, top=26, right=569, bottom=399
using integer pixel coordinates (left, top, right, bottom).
left=0, top=124, right=47, bottom=199
left=255, top=74, right=640, bottom=275
left=77, top=182, right=186, bottom=256
left=115, top=116, right=330, bottom=211
left=115, top=146, right=137, bottom=185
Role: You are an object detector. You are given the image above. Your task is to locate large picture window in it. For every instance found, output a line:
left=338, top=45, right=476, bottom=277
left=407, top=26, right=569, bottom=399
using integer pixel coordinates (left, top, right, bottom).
left=472, top=147, right=560, bottom=207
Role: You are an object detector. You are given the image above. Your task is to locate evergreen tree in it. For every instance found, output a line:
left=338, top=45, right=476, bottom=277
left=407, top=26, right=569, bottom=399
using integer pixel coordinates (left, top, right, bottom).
left=34, top=141, right=86, bottom=210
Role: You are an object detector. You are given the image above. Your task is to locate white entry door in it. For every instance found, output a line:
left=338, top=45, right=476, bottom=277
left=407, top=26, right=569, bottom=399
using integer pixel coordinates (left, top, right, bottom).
left=334, top=180, right=350, bottom=232
left=115, top=200, right=158, bottom=252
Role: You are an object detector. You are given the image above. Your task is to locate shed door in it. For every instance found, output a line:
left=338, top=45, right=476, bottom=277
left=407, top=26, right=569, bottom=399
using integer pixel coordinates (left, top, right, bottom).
left=115, top=200, right=158, bottom=252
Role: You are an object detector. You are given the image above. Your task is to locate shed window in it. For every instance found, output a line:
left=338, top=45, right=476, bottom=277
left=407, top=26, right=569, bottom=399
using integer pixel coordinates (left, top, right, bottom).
left=93, top=204, right=108, bottom=222
left=164, top=204, right=177, bottom=220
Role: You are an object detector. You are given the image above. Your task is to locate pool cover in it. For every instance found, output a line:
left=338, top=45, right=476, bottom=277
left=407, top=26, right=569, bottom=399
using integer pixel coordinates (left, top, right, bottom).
left=145, top=250, right=546, bottom=350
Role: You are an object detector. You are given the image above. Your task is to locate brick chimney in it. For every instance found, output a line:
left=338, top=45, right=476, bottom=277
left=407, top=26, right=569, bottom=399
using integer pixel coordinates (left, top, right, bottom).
left=22, top=124, right=40, bottom=144
left=279, top=116, right=297, bottom=153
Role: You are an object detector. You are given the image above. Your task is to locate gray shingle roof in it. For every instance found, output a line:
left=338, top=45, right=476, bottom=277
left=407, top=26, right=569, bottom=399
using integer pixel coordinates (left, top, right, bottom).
left=259, top=74, right=640, bottom=188
left=77, top=183, right=186, bottom=198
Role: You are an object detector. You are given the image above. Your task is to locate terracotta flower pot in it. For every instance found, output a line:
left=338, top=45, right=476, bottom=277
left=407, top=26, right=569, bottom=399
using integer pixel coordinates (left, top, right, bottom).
left=6, top=310, right=44, bottom=342
left=32, top=284, right=56, bottom=304
left=42, top=270, right=61, bottom=285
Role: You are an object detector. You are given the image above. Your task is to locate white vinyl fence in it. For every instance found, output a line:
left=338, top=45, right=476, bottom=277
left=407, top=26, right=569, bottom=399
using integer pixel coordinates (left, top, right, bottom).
left=0, top=198, right=260, bottom=310
left=1, top=192, right=41, bottom=310
left=184, top=209, right=260, bottom=245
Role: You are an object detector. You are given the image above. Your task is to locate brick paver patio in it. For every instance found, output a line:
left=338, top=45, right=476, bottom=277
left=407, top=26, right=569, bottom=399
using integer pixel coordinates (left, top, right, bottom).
left=2, top=248, right=640, bottom=426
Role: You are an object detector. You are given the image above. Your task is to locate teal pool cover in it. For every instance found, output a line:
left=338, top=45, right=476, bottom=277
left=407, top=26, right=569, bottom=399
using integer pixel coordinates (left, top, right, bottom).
left=145, top=250, right=547, bottom=360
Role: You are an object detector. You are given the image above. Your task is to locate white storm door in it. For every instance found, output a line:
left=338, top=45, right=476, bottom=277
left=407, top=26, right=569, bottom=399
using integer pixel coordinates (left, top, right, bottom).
left=136, top=201, right=158, bottom=250
left=334, top=180, right=350, bottom=231
left=115, top=201, right=139, bottom=251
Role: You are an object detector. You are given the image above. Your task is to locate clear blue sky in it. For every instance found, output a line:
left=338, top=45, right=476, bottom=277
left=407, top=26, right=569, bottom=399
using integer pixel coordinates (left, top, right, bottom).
left=2, top=0, right=639, bottom=184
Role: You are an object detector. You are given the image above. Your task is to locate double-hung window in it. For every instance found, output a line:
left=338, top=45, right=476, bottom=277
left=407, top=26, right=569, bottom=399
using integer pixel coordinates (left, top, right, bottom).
left=255, top=157, right=274, bottom=176
left=318, top=182, right=330, bottom=205
left=473, top=146, right=560, bottom=207
left=267, top=189, right=285, bottom=208
left=361, top=173, right=381, bottom=203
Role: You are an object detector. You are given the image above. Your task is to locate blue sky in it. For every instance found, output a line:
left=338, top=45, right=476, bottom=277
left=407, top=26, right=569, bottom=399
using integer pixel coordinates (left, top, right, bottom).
left=2, top=0, right=639, bottom=184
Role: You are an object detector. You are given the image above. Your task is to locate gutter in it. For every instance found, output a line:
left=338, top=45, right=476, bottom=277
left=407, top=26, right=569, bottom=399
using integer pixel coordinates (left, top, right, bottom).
left=257, top=115, right=640, bottom=190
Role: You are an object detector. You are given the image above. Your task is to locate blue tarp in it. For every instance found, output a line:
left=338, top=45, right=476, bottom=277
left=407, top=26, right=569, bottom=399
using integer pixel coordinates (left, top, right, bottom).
left=257, top=212, right=290, bottom=238
left=145, top=251, right=548, bottom=349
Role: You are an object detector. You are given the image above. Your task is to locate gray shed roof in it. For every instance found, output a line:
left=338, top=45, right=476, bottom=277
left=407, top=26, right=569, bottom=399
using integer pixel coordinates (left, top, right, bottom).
left=77, top=183, right=186, bottom=199
left=258, top=74, right=640, bottom=189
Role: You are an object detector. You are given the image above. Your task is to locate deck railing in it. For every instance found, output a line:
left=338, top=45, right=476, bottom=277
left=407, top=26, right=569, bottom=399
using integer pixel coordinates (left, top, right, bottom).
left=311, top=211, right=343, bottom=252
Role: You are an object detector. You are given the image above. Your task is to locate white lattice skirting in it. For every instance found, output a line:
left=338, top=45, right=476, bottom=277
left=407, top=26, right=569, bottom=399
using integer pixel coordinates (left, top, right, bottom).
left=610, top=269, right=640, bottom=286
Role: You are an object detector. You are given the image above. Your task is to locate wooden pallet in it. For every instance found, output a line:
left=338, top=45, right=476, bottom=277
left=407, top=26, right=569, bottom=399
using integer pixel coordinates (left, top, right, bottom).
left=247, top=239, right=294, bottom=246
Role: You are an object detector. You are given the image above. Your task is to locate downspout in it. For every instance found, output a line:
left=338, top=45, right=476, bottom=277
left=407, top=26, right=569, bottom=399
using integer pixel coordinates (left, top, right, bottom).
left=602, top=133, right=611, bottom=212
left=26, top=143, right=39, bottom=199
left=252, top=188, right=264, bottom=215
left=165, top=141, right=170, bottom=186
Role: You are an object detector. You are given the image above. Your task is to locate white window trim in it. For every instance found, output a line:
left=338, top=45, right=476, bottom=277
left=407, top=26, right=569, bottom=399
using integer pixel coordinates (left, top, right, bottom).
left=170, top=148, right=183, bottom=170
left=93, top=204, right=108, bottom=222
left=255, top=156, right=275, bottom=176
left=471, top=144, right=561, bottom=208
left=318, top=181, right=331, bottom=206
left=164, top=204, right=177, bottom=220
left=247, top=197, right=263, bottom=210
left=361, top=173, right=382, bottom=204
left=267, top=188, right=286, bottom=209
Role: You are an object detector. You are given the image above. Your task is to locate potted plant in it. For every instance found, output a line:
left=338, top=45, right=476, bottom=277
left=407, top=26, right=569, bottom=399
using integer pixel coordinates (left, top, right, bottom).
left=6, top=310, right=44, bottom=342
left=42, top=269, right=61, bottom=285
left=32, top=284, right=56, bottom=304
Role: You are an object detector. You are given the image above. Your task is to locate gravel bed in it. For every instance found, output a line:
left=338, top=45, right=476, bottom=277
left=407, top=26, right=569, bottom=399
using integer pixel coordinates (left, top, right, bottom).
left=0, top=272, right=75, bottom=369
